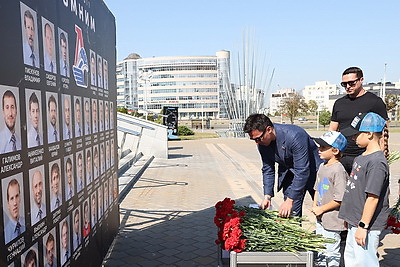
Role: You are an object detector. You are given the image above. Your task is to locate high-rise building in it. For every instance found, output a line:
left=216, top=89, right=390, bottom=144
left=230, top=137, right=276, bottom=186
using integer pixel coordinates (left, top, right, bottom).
left=116, top=51, right=231, bottom=119
left=302, top=81, right=341, bottom=110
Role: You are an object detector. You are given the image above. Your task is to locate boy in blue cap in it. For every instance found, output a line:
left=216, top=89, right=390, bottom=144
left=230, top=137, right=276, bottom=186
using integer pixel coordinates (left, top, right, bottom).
left=312, top=131, right=349, bottom=267
left=338, top=112, right=389, bottom=267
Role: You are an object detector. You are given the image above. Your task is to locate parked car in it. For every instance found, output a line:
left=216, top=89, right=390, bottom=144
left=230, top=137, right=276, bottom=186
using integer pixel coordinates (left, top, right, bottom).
left=297, top=117, right=308, bottom=122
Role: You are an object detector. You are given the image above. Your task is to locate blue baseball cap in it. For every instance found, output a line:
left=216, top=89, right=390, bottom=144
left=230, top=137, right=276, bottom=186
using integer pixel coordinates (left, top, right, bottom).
left=313, top=131, right=347, bottom=151
left=341, top=112, right=386, bottom=137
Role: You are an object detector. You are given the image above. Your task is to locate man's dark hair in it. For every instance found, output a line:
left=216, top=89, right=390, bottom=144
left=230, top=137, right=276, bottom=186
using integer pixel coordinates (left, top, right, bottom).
left=2, top=90, right=16, bottom=110
left=29, top=92, right=39, bottom=111
left=66, top=157, right=72, bottom=167
left=48, top=94, right=57, bottom=109
left=7, top=178, right=20, bottom=202
left=51, top=162, right=60, bottom=175
left=24, top=10, right=34, bottom=28
left=24, top=249, right=37, bottom=266
left=342, top=67, right=363, bottom=78
left=59, top=32, right=66, bottom=45
left=75, top=97, right=80, bottom=106
left=46, top=232, right=54, bottom=246
left=243, top=114, right=273, bottom=133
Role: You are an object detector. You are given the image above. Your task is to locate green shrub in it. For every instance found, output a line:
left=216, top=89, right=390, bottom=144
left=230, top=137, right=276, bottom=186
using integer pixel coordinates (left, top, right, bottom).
left=178, top=126, right=194, bottom=136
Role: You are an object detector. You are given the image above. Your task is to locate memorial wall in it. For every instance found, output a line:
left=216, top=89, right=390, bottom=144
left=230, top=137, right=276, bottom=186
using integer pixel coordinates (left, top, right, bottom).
left=0, top=0, right=118, bottom=266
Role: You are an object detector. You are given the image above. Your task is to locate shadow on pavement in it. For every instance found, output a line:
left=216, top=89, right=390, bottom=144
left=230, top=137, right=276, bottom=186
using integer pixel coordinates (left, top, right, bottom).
left=103, top=196, right=256, bottom=266
left=168, top=154, right=193, bottom=159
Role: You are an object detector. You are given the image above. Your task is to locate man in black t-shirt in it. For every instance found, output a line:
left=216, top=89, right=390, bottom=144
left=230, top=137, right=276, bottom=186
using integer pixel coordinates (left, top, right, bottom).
left=329, top=67, right=388, bottom=174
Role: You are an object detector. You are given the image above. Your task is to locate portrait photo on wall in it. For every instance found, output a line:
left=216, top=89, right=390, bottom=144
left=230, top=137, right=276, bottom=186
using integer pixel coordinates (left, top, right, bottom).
left=92, top=98, right=98, bottom=133
left=22, top=243, right=38, bottom=267
left=46, top=92, right=60, bottom=144
left=26, top=89, right=43, bottom=148
left=43, top=227, right=57, bottom=267
left=59, top=216, right=70, bottom=266
left=85, top=147, right=92, bottom=185
left=105, top=140, right=110, bottom=170
left=90, top=192, right=97, bottom=227
left=110, top=138, right=115, bottom=167
left=89, top=50, right=96, bottom=87
left=105, top=101, right=109, bottom=131
left=49, top=159, right=62, bottom=212
left=113, top=173, right=118, bottom=200
left=100, top=142, right=105, bottom=175
left=42, top=17, right=57, bottom=74
left=62, top=94, right=72, bottom=140
left=58, top=28, right=70, bottom=77
left=97, top=186, right=103, bottom=219
left=74, top=96, right=82, bottom=138
left=64, top=155, right=74, bottom=201
left=29, top=165, right=46, bottom=226
left=20, top=2, right=40, bottom=68
left=103, top=180, right=109, bottom=211
left=83, top=198, right=90, bottom=238
left=0, top=85, right=22, bottom=153
left=72, top=206, right=81, bottom=252
left=84, top=97, right=91, bottom=135
left=109, top=101, right=114, bottom=129
left=103, top=59, right=108, bottom=90
left=99, top=100, right=104, bottom=132
left=2, top=173, right=25, bottom=244
left=97, top=55, right=103, bottom=88
left=93, top=145, right=99, bottom=180
left=76, top=151, right=84, bottom=192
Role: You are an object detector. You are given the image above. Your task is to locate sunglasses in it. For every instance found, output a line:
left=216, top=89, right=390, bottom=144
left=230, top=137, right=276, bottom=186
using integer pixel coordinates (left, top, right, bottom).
left=341, top=78, right=360, bottom=88
left=250, top=128, right=267, bottom=142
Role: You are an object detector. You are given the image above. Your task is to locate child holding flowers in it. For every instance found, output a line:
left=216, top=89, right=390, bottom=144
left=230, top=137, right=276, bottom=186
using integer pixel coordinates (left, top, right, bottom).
left=312, top=131, right=348, bottom=267
left=338, top=112, right=390, bottom=267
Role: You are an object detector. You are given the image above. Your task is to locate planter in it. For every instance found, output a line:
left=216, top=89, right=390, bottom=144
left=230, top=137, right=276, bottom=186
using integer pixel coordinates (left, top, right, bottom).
left=230, top=251, right=313, bottom=267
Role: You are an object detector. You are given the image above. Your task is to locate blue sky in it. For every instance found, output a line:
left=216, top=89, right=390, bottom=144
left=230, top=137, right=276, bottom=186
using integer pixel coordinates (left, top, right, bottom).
left=104, top=0, right=400, bottom=94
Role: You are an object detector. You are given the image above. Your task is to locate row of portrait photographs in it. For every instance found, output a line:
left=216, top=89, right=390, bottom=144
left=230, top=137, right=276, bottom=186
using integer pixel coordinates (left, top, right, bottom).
left=2, top=170, right=118, bottom=247
left=0, top=85, right=114, bottom=153
left=20, top=2, right=109, bottom=90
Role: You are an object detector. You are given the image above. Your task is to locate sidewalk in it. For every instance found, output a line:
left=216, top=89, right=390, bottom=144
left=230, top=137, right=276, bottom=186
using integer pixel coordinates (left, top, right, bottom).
left=103, top=137, right=400, bottom=266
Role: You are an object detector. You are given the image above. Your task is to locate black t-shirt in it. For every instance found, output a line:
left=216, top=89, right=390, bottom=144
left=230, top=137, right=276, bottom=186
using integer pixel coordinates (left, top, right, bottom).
left=331, top=92, right=388, bottom=156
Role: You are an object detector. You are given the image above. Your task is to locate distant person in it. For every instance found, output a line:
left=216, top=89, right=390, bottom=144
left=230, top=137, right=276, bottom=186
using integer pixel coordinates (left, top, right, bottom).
left=60, top=219, right=70, bottom=265
left=75, top=98, right=82, bottom=137
left=90, top=52, right=96, bottom=86
left=83, top=201, right=90, bottom=237
left=43, top=23, right=56, bottom=73
left=0, top=90, right=21, bottom=153
left=76, top=153, right=84, bottom=192
left=63, top=96, right=72, bottom=140
left=24, top=249, right=37, bottom=267
left=86, top=149, right=92, bottom=184
left=103, top=60, right=108, bottom=89
left=27, top=92, right=43, bottom=148
left=65, top=157, right=74, bottom=201
left=73, top=209, right=81, bottom=251
left=312, top=131, right=348, bottom=267
left=97, top=56, right=103, bottom=88
left=50, top=162, right=62, bottom=212
left=31, top=170, right=46, bottom=225
left=84, top=99, right=91, bottom=135
left=4, top=178, right=25, bottom=243
left=243, top=114, right=322, bottom=217
left=47, top=95, right=59, bottom=143
left=59, top=31, right=69, bottom=77
left=329, top=67, right=388, bottom=174
left=338, top=112, right=390, bottom=267
left=44, top=233, right=55, bottom=267
left=22, top=9, right=39, bottom=68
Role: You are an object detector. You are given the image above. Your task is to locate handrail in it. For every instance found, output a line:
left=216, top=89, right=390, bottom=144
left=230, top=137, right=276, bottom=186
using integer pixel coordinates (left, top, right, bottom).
left=117, top=126, right=141, bottom=136
left=117, top=113, right=155, bottom=130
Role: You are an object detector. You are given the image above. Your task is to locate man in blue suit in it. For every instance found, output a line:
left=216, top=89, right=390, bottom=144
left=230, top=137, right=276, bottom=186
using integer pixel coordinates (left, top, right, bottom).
left=244, top=114, right=323, bottom=217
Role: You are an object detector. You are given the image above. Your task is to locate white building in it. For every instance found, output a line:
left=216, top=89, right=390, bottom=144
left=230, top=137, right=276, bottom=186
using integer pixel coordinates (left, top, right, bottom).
left=302, top=81, right=341, bottom=111
left=269, top=88, right=296, bottom=115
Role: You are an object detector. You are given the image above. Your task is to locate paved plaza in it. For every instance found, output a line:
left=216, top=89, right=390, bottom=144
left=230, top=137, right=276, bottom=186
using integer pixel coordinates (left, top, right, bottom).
left=103, top=131, right=400, bottom=266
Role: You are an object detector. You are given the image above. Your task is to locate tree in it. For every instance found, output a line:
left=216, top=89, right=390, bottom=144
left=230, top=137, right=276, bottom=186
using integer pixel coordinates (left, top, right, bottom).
left=307, top=100, right=318, bottom=115
left=319, top=110, right=331, bottom=129
left=385, top=94, right=399, bottom=112
left=280, top=93, right=307, bottom=124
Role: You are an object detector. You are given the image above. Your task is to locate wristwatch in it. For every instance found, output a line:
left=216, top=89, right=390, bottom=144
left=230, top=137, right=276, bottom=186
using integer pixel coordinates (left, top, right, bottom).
left=358, top=221, right=369, bottom=229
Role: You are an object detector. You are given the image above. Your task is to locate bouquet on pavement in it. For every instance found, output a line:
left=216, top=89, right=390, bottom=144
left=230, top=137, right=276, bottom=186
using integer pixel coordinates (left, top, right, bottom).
left=214, top=197, right=331, bottom=253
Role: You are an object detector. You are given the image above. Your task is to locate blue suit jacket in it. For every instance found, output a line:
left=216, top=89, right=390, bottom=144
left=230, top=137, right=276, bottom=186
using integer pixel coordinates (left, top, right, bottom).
left=258, top=123, right=323, bottom=201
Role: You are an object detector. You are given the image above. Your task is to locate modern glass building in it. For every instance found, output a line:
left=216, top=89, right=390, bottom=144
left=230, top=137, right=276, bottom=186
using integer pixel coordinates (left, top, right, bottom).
left=116, top=51, right=231, bottom=119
